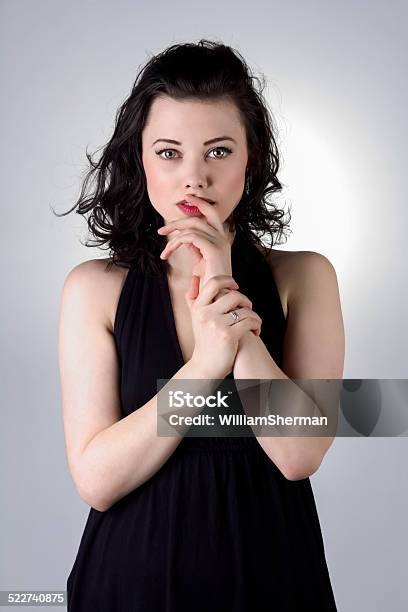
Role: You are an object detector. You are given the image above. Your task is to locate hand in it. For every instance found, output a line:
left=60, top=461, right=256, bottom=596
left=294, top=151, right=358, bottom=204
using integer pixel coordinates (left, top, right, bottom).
left=185, top=275, right=262, bottom=379
left=157, top=194, right=235, bottom=288
left=196, top=283, right=262, bottom=340
left=158, top=194, right=261, bottom=345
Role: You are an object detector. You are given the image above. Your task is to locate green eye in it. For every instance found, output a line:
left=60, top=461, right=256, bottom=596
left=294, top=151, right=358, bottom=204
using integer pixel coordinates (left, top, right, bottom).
left=155, top=146, right=233, bottom=160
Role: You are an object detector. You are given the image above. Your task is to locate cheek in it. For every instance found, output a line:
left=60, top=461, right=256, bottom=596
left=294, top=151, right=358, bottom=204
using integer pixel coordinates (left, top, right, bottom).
left=143, top=158, right=171, bottom=200
left=233, top=173, right=246, bottom=191
left=218, top=172, right=246, bottom=222
left=223, top=168, right=246, bottom=197
left=143, top=158, right=159, bottom=188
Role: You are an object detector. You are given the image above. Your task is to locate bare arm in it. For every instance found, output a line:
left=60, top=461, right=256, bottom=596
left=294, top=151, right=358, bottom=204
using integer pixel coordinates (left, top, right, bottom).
left=233, top=251, right=345, bottom=480
left=58, top=261, right=217, bottom=512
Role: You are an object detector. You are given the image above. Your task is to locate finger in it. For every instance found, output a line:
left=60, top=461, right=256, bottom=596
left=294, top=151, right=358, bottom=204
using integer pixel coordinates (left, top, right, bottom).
left=160, top=233, right=217, bottom=260
left=185, top=275, right=200, bottom=303
left=194, top=275, right=239, bottom=308
left=222, top=220, right=236, bottom=245
left=185, top=242, right=202, bottom=266
left=160, top=228, right=216, bottom=257
left=215, top=286, right=233, bottom=300
left=228, top=317, right=261, bottom=340
left=224, top=313, right=262, bottom=336
left=157, top=217, right=219, bottom=239
left=214, top=290, right=253, bottom=312
left=181, top=194, right=224, bottom=234
left=223, top=308, right=262, bottom=327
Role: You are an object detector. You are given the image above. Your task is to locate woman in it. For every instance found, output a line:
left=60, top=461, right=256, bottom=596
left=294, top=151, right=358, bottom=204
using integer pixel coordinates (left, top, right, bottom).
left=58, top=40, right=344, bottom=611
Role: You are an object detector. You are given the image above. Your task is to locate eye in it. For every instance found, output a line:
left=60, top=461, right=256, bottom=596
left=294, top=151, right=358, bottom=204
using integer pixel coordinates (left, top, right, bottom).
left=155, top=146, right=233, bottom=160
left=155, top=148, right=178, bottom=160
left=208, top=146, right=233, bottom=159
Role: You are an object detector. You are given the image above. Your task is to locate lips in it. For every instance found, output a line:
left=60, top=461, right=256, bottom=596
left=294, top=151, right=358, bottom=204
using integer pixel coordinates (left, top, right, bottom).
left=190, top=196, right=215, bottom=204
left=175, top=195, right=216, bottom=218
left=176, top=202, right=204, bottom=216
left=176, top=196, right=215, bottom=205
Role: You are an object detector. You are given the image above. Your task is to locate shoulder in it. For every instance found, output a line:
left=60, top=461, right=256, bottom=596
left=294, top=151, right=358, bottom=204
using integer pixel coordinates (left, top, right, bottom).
left=61, top=258, right=130, bottom=333
left=257, top=245, right=344, bottom=382
left=255, top=245, right=337, bottom=318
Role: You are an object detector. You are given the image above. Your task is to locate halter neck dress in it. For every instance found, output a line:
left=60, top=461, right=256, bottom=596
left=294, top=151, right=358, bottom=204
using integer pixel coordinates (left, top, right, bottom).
left=66, top=229, right=337, bottom=611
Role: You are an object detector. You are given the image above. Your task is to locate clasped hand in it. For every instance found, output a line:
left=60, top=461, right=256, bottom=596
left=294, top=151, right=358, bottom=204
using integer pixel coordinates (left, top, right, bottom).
left=157, top=195, right=262, bottom=377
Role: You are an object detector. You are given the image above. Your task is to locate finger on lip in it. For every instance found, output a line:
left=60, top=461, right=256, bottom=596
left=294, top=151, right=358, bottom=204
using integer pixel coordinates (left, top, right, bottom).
left=158, top=207, right=206, bottom=233
left=182, top=194, right=213, bottom=205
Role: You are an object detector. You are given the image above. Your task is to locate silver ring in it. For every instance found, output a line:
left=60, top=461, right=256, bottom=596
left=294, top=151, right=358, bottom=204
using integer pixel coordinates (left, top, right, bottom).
left=230, top=310, right=239, bottom=324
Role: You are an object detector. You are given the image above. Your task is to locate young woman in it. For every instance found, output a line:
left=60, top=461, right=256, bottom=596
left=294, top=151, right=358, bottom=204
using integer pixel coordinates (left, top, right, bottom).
left=58, top=40, right=344, bottom=611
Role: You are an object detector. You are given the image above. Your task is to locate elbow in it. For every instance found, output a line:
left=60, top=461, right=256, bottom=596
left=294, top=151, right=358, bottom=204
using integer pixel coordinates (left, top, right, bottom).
left=281, top=464, right=316, bottom=482
left=91, top=501, right=111, bottom=513
left=76, top=479, right=110, bottom=512
left=69, top=446, right=118, bottom=512
left=280, top=456, right=322, bottom=482
left=74, top=468, right=112, bottom=513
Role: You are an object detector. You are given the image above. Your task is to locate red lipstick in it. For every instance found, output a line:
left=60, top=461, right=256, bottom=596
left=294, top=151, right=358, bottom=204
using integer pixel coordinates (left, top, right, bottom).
left=176, top=201, right=204, bottom=216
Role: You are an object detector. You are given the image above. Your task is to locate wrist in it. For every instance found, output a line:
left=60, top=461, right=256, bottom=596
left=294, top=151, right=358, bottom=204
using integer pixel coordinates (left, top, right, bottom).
left=234, top=332, right=261, bottom=373
left=186, top=356, right=228, bottom=381
left=204, top=255, right=233, bottom=283
left=238, top=330, right=259, bottom=349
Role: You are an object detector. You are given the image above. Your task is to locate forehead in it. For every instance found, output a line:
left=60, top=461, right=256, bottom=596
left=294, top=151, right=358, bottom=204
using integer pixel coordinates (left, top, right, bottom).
left=143, top=95, right=245, bottom=138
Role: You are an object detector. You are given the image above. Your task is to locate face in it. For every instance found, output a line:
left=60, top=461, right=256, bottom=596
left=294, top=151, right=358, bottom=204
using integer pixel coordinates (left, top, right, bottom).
left=141, top=95, right=249, bottom=228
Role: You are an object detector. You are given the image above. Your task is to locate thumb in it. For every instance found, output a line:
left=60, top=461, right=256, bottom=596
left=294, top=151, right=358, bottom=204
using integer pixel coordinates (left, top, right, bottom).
left=185, top=275, right=200, bottom=304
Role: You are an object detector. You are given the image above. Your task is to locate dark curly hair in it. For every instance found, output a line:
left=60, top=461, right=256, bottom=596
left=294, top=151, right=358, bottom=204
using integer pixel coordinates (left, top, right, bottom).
left=53, top=39, right=291, bottom=277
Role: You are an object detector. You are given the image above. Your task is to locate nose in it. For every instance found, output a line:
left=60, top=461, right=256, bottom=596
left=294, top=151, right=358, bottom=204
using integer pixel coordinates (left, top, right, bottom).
left=184, top=164, right=209, bottom=191
left=185, top=178, right=208, bottom=190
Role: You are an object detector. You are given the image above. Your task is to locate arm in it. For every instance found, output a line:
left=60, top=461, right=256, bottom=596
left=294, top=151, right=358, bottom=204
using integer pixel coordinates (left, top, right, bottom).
left=232, top=252, right=345, bottom=481
left=59, top=261, right=218, bottom=512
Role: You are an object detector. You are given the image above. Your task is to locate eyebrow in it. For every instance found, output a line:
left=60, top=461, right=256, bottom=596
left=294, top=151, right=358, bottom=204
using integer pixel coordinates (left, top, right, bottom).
left=152, top=136, right=237, bottom=147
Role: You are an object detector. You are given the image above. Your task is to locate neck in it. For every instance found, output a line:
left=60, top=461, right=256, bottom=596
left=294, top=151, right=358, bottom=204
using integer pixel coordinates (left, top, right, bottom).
left=166, top=248, right=197, bottom=282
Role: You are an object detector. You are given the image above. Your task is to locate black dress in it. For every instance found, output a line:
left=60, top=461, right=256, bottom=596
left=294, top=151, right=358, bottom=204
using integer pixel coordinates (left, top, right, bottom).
left=66, top=229, right=337, bottom=611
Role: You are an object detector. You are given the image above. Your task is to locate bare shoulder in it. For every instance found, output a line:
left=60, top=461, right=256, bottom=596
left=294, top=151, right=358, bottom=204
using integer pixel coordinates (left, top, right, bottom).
left=62, top=258, right=130, bottom=333
left=254, top=244, right=300, bottom=320
left=255, top=245, right=336, bottom=319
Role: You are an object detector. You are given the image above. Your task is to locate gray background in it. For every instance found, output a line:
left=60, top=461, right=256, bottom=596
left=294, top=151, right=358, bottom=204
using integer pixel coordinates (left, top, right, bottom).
left=1, top=0, right=407, bottom=610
